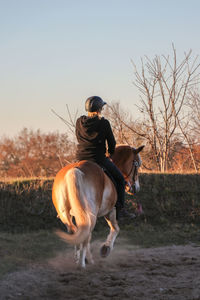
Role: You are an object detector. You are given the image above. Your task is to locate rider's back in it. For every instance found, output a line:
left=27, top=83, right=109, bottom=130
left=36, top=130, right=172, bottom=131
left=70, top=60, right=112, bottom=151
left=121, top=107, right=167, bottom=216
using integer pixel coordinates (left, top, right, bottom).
left=75, top=115, right=116, bottom=162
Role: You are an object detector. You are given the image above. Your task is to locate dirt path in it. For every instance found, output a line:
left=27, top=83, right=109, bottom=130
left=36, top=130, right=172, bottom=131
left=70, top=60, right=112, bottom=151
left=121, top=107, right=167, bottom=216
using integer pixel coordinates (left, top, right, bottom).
left=1, top=240, right=200, bottom=300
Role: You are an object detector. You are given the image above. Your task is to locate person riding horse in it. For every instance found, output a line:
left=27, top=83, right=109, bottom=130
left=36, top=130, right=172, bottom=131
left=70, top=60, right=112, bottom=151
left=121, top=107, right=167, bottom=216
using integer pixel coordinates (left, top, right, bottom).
left=75, top=96, right=135, bottom=220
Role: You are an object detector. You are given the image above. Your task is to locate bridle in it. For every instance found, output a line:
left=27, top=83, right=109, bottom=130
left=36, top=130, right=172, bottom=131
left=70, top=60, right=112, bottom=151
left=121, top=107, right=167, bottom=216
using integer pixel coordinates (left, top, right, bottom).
left=124, top=159, right=140, bottom=195
left=124, top=160, right=139, bottom=181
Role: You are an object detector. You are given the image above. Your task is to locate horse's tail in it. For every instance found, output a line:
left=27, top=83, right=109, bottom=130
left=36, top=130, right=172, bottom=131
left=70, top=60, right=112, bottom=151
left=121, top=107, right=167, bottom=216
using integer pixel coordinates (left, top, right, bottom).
left=55, top=167, right=92, bottom=245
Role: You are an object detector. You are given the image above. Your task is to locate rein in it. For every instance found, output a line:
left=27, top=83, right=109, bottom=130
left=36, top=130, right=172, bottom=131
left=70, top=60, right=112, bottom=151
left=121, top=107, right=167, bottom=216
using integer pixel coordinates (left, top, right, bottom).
left=124, top=160, right=140, bottom=195
left=124, top=160, right=139, bottom=181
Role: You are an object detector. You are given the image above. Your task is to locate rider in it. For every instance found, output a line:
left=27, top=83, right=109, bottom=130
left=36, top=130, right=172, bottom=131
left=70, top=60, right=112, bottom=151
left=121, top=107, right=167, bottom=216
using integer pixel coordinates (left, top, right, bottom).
left=75, top=96, right=135, bottom=220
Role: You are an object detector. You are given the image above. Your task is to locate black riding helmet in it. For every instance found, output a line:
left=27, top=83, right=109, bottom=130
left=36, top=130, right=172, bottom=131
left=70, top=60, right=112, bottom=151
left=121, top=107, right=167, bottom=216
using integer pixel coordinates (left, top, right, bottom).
left=85, top=96, right=107, bottom=112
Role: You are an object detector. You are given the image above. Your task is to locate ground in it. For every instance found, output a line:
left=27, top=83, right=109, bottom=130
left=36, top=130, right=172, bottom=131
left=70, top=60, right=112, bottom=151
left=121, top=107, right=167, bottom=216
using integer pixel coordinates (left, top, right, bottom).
left=1, top=239, right=200, bottom=300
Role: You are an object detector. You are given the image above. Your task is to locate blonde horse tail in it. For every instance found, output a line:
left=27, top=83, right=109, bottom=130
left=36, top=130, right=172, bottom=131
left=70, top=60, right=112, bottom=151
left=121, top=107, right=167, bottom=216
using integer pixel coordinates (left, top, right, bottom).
left=55, top=225, right=90, bottom=246
left=55, top=167, right=91, bottom=245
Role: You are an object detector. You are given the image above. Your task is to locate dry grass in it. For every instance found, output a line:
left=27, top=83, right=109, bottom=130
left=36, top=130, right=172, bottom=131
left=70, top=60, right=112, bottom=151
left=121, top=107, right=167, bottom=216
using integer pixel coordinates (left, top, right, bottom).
left=0, top=177, right=54, bottom=183
left=140, top=169, right=200, bottom=174
left=0, top=170, right=199, bottom=182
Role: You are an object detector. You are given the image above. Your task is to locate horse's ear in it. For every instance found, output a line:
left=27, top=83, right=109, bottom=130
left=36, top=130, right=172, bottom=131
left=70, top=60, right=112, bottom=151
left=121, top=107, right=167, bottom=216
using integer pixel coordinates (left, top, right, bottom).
left=133, top=145, right=145, bottom=154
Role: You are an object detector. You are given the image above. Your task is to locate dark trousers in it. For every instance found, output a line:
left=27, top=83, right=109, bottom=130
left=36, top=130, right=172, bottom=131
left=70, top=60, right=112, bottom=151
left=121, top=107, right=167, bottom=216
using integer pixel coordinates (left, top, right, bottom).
left=97, top=157, right=125, bottom=208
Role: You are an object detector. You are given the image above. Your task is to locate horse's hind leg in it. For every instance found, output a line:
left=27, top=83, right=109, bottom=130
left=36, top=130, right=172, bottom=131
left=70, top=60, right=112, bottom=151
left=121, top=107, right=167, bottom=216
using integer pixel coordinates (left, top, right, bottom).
left=74, top=233, right=93, bottom=268
left=86, top=233, right=94, bottom=264
left=74, top=244, right=82, bottom=264
left=79, top=238, right=90, bottom=268
left=100, top=207, right=120, bottom=258
left=74, top=216, right=95, bottom=268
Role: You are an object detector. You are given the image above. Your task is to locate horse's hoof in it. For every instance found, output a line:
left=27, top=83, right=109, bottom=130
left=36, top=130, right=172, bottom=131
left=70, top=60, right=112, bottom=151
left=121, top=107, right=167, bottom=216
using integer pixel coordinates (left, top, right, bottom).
left=100, top=245, right=111, bottom=258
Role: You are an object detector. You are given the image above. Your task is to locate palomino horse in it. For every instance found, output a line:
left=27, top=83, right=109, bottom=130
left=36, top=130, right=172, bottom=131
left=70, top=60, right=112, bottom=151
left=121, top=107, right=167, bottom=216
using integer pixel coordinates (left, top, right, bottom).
left=52, top=144, right=144, bottom=268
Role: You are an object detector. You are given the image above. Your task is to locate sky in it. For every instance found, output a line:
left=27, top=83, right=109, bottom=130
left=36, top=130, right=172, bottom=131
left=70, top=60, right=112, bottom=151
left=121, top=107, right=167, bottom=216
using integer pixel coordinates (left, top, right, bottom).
left=1, top=0, right=200, bottom=138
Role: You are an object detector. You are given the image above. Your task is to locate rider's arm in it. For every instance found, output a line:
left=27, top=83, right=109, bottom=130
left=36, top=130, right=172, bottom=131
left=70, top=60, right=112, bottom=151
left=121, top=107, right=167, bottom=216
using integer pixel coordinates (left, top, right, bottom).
left=104, top=119, right=116, bottom=156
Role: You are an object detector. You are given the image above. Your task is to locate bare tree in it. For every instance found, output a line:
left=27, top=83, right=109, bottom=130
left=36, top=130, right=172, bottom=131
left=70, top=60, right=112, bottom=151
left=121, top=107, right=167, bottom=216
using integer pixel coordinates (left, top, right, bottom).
left=187, top=89, right=200, bottom=143
left=51, top=104, right=77, bottom=139
left=103, top=102, right=134, bottom=144
left=131, top=45, right=200, bottom=172
left=104, top=102, right=157, bottom=171
left=180, top=88, right=200, bottom=172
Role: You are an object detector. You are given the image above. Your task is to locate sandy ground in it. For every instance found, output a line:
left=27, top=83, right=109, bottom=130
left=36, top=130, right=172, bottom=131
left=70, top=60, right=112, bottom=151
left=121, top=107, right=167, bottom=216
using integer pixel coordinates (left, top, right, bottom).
left=1, top=239, right=200, bottom=300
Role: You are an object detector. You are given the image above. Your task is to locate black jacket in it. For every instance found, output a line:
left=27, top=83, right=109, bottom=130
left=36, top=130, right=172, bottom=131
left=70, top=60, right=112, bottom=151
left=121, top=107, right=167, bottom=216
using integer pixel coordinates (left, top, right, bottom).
left=75, top=115, right=116, bottom=162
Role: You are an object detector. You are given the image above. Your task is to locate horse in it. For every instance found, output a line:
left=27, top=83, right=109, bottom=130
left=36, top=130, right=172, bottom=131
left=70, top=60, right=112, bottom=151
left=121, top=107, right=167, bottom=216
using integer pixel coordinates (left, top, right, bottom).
left=52, top=144, right=144, bottom=268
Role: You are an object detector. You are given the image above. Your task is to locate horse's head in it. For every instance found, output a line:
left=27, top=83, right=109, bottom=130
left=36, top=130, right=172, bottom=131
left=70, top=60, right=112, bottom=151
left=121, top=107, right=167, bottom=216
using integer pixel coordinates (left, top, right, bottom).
left=112, top=145, right=144, bottom=195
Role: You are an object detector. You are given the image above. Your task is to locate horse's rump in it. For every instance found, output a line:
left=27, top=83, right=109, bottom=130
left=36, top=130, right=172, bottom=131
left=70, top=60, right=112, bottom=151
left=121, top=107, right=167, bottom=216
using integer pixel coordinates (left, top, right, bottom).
left=52, top=160, right=116, bottom=245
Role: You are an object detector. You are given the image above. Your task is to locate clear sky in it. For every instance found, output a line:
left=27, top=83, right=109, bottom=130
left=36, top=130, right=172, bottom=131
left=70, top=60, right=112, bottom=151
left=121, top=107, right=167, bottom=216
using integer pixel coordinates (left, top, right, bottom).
left=1, top=0, right=200, bottom=138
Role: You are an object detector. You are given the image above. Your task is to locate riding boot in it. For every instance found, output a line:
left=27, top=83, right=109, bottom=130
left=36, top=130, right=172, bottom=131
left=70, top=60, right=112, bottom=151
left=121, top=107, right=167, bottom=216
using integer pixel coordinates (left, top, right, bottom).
left=115, top=203, right=136, bottom=221
left=118, top=207, right=136, bottom=220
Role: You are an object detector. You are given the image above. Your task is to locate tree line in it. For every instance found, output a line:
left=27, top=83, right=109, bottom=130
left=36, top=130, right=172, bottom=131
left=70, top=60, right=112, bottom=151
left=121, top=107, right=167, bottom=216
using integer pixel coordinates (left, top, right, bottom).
left=0, top=128, right=75, bottom=178
left=1, top=46, right=200, bottom=177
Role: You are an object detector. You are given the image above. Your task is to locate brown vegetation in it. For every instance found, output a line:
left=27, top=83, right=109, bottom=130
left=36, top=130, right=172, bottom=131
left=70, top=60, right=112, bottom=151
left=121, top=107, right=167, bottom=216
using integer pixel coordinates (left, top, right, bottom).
left=0, top=128, right=76, bottom=178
